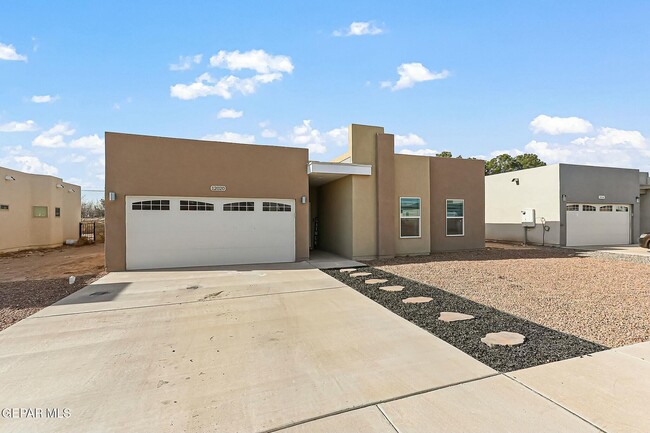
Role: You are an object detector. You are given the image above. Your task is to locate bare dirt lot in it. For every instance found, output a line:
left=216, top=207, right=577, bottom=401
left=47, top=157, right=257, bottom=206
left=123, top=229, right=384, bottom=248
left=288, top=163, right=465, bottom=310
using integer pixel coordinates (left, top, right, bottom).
left=370, top=242, right=650, bottom=348
left=0, top=243, right=105, bottom=331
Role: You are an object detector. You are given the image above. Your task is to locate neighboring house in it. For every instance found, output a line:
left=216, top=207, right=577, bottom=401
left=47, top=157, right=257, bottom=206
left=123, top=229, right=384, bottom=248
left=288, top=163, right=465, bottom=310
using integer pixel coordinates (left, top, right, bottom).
left=485, top=163, right=648, bottom=247
left=104, top=124, right=485, bottom=271
left=0, top=166, right=81, bottom=253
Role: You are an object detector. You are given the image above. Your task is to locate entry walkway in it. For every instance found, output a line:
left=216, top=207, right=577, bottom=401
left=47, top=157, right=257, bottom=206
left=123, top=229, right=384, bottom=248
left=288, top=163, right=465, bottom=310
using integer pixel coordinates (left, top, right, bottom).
left=0, top=264, right=647, bottom=432
left=307, top=249, right=366, bottom=269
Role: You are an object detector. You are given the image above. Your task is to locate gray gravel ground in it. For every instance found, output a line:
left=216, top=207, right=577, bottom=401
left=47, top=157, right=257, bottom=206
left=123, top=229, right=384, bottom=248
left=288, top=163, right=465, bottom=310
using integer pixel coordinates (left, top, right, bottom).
left=326, top=267, right=606, bottom=372
left=369, top=243, right=650, bottom=348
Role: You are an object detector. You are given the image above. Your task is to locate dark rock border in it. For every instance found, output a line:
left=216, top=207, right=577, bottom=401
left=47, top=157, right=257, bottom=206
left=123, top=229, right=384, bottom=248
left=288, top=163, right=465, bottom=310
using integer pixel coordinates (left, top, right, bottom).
left=325, top=267, right=607, bottom=372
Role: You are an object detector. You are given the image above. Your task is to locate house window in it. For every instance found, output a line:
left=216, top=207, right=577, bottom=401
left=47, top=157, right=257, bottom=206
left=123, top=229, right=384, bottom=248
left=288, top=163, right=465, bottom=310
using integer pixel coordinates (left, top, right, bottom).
left=132, top=200, right=170, bottom=210
left=55, top=207, right=61, bottom=217
left=566, top=204, right=580, bottom=211
left=616, top=205, right=629, bottom=212
left=33, top=206, right=48, bottom=218
left=599, top=205, right=613, bottom=212
left=446, top=199, right=465, bottom=236
left=180, top=200, right=214, bottom=211
left=399, top=197, right=421, bottom=238
left=0, top=204, right=8, bottom=210
left=582, top=205, right=596, bottom=212
left=223, top=202, right=254, bottom=211
left=262, top=202, right=291, bottom=212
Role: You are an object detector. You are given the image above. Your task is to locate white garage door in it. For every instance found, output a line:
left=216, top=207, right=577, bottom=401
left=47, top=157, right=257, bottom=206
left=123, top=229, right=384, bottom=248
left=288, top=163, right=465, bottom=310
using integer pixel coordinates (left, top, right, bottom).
left=566, top=203, right=630, bottom=247
left=126, top=196, right=295, bottom=270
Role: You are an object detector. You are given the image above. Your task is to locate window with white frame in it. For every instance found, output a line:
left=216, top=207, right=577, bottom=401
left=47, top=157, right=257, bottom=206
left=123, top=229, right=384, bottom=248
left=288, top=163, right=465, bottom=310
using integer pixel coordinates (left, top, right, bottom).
left=446, top=199, right=464, bottom=236
left=399, top=197, right=421, bottom=238
left=32, top=206, right=48, bottom=218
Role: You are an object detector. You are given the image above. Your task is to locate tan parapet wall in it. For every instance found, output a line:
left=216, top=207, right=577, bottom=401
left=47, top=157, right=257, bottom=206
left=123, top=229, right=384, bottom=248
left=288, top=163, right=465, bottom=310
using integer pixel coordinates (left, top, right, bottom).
left=394, top=154, right=431, bottom=255
left=429, top=157, right=486, bottom=251
left=0, top=166, right=81, bottom=253
left=104, top=132, right=310, bottom=271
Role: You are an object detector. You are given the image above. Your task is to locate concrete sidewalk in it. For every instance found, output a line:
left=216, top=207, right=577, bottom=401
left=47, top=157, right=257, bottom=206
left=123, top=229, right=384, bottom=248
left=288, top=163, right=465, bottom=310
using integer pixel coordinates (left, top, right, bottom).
left=0, top=264, right=647, bottom=432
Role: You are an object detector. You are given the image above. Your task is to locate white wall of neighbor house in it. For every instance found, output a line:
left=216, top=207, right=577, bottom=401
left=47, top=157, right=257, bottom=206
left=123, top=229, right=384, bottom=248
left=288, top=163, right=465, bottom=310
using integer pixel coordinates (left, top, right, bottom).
left=485, top=164, right=561, bottom=245
left=0, top=166, right=81, bottom=253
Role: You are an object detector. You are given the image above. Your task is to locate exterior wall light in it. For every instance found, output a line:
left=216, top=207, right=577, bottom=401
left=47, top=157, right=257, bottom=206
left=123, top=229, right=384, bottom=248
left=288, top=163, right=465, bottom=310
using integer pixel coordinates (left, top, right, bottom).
left=108, top=192, right=117, bottom=201
left=562, top=194, right=567, bottom=202
left=4, top=175, right=16, bottom=181
left=56, top=184, right=65, bottom=189
left=636, top=196, right=640, bottom=203
left=68, top=188, right=76, bottom=193
left=511, top=178, right=519, bottom=185
left=301, top=196, right=307, bottom=204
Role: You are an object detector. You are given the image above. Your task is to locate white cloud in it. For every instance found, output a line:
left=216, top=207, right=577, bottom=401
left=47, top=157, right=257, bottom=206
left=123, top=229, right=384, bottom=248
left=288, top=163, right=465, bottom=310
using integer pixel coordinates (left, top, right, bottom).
left=217, top=108, right=243, bottom=119
left=385, top=63, right=450, bottom=91
left=170, top=71, right=283, bottom=100
left=529, top=114, right=593, bottom=135
left=202, top=132, right=255, bottom=144
left=493, top=120, right=650, bottom=169
left=12, top=156, right=58, bottom=175
left=169, top=54, right=203, bottom=71
left=31, top=95, right=59, bottom=103
left=261, top=129, right=278, bottom=138
left=69, top=134, right=104, bottom=153
left=0, top=120, right=38, bottom=132
left=32, top=122, right=75, bottom=148
left=0, top=42, right=27, bottom=62
left=333, top=21, right=383, bottom=37
left=489, top=148, right=524, bottom=158
left=398, top=148, right=439, bottom=156
left=259, top=120, right=271, bottom=128
left=209, top=49, right=294, bottom=74
left=394, top=133, right=426, bottom=147
left=326, top=126, right=348, bottom=147
left=58, top=154, right=87, bottom=163
left=281, top=120, right=346, bottom=154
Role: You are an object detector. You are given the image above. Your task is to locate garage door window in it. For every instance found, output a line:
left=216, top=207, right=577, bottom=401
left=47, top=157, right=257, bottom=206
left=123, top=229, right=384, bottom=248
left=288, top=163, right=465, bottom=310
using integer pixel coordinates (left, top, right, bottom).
left=582, top=205, right=596, bottom=212
left=566, top=204, right=580, bottom=211
left=446, top=199, right=464, bottom=236
left=223, top=202, right=254, bottom=211
left=132, top=200, right=170, bottom=211
left=263, top=202, right=291, bottom=212
left=599, top=205, right=612, bottom=212
left=616, top=205, right=629, bottom=212
left=180, top=200, right=214, bottom=211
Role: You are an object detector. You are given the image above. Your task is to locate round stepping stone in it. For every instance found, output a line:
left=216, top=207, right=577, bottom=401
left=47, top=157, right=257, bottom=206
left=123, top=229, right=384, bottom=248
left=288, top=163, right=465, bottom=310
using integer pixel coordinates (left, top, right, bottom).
left=339, top=268, right=357, bottom=273
left=349, top=272, right=371, bottom=277
left=439, top=312, right=475, bottom=322
left=379, top=285, right=404, bottom=292
left=481, top=331, right=525, bottom=347
left=402, top=296, right=433, bottom=304
left=365, top=278, right=388, bottom=284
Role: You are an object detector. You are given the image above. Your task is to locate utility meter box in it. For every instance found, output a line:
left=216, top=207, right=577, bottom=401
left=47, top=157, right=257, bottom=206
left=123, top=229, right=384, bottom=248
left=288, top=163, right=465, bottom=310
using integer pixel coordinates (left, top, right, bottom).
left=521, top=208, right=536, bottom=227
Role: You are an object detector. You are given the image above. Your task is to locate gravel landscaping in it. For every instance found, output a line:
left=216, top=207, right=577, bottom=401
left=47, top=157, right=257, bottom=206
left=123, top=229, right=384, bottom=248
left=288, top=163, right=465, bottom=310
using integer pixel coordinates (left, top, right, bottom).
left=0, top=244, right=105, bottom=331
left=369, top=243, right=650, bottom=348
left=326, top=266, right=606, bottom=373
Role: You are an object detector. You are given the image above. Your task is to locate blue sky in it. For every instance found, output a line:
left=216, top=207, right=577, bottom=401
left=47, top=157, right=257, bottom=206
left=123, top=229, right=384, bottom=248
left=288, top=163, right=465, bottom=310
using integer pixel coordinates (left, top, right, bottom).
left=2, top=1, right=650, bottom=198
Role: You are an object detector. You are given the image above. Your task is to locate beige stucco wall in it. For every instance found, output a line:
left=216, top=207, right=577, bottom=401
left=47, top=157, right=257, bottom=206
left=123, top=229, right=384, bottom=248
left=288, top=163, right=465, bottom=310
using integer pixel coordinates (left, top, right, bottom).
left=317, top=176, right=353, bottom=258
left=0, top=166, right=81, bottom=253
left=485, top=164, right=561, bottom=245
left=430, top=157, right=486, bottom=251
left=350, top=124, right=384, bottom=259
left=394, top=154, right=431, bottom=255
left=104, top=132, right=309, bottom=271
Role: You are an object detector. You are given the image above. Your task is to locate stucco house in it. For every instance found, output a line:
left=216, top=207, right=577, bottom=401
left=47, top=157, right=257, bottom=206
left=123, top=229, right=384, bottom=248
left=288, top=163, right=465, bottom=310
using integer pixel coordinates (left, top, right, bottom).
left=0, top=166, right=81, bottom=253
left=104, top=123, right=485, bottom=271
left=485, top=163, right=650, bottom=247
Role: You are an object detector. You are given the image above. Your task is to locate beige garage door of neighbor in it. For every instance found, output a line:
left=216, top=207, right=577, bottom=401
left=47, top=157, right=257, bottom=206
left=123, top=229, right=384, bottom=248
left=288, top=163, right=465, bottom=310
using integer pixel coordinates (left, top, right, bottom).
left=126, top=196, right=295, bottom=270
left=565, top=203, right=631, bottom=246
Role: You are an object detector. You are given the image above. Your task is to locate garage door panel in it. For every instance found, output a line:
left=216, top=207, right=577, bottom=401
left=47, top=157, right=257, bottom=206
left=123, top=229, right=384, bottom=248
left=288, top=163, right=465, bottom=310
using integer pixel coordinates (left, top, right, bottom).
left=126, top=197, right=295, bottom=270
left=566, top=204, right=630, bottom=246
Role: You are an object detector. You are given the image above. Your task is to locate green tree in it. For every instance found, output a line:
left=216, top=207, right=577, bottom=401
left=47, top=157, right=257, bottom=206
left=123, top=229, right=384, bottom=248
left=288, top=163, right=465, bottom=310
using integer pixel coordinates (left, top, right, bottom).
left=485, top=153, right=546, bottom=175
left=436, top=151, right=453, bottom=158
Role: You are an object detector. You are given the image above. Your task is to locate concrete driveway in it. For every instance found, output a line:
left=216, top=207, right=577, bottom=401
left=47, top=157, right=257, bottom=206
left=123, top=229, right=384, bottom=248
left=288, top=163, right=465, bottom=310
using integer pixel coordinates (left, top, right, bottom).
left=0, top=263, right=647, bottom=432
